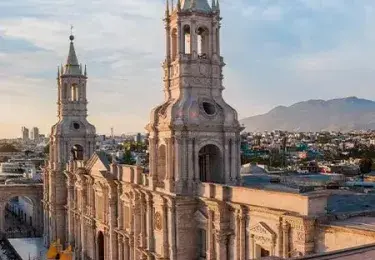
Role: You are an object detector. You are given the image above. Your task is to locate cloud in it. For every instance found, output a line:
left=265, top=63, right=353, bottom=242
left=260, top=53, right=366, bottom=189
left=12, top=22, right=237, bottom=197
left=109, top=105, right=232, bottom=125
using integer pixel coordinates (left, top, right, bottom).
left=1, top=0, right=375, bottom=137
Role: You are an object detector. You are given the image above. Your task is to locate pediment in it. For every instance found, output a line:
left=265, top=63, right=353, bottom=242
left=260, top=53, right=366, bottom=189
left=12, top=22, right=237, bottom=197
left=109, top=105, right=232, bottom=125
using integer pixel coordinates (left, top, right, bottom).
left=249, top=222, right=276, bottom=238
left=86, top=152, right=111, bottom=179
left=194, top=210, right=208, bottom=224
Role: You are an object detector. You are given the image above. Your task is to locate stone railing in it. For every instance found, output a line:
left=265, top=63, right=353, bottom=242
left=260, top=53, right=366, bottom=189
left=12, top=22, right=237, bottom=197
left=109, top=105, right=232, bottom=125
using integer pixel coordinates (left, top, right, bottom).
left=114, top=165, right=148, bottom=186
left=198, top=182, right=329, bottom=216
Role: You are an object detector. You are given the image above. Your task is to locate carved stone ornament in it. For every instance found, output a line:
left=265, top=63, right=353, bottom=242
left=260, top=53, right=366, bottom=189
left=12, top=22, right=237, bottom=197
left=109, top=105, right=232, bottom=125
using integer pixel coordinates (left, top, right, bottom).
left=154, top=211, right=163, bottom=231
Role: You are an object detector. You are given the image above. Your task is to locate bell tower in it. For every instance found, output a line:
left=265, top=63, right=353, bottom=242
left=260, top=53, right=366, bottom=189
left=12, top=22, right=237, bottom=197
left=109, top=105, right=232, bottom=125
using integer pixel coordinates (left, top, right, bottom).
left=147, top=0, right=243, bottom=195
left=43, top=33, right=96, bottom=246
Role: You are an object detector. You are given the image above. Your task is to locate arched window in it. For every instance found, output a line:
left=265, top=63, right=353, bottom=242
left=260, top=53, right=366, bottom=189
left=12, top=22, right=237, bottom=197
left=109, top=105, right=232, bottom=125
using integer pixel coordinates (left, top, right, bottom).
left=197, top=27, right=209, bottom=58
left=183, top=25, right=191, bottom=54
left=63, top=84, right=68, bottom=99
left=71, top=84, right=78, bottom=101
left=71, top=144, right=84, bottom=160
left=199, top=144, right=223, bottom=183
left=171, top=28, right=178, bottom=60
left=157, top=145, right=166, bottom=185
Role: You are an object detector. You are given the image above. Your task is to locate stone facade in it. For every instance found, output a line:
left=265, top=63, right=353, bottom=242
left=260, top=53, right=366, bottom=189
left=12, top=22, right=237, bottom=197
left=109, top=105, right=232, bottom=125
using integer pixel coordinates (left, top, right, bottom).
left=43, top=1, right=375, bottom=259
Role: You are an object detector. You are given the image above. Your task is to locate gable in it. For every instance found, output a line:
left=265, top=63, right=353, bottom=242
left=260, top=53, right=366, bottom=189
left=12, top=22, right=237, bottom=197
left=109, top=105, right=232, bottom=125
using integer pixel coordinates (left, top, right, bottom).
left=249, top=222, right=276, bottom=238
left=86, top=152, right=110, bottom=173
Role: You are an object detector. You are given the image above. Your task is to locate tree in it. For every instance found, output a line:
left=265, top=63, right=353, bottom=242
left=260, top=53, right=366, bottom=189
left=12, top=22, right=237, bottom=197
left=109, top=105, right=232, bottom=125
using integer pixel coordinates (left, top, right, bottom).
left=122, top=149, right=135, bottom=165
left=0, top=144, right=19, bottom=153
left=359, top=158, right=373, bottom=175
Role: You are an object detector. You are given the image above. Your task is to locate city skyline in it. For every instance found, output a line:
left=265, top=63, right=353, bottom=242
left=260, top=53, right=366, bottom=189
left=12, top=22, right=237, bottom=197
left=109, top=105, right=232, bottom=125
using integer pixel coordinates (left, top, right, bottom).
left=2, top=0, right=375, bottom=138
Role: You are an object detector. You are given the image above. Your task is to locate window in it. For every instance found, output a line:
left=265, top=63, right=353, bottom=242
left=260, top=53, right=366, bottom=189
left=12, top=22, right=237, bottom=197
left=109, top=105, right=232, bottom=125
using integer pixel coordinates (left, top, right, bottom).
left=183, top=25, right=191, bottom=54
left=198, top=228, right=207, bottom=258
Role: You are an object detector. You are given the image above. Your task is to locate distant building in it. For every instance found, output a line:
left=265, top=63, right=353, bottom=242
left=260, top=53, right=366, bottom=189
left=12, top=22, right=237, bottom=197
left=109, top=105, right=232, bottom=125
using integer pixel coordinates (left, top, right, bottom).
left=134, top=132, right=144, bottom=143
left=21, top=127, right=29, bottom=141
left=30, top=127, right=39, bottom=141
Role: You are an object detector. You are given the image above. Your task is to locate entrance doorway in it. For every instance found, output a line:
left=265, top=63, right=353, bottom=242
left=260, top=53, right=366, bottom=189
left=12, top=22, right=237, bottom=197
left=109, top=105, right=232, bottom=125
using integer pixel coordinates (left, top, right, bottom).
left=97, top=231, right=104, bottom=260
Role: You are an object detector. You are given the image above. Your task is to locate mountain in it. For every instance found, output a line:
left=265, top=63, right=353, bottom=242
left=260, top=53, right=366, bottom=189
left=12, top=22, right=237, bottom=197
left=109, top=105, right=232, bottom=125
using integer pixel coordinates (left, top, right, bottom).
left=240, top=97, right=375, bottom=132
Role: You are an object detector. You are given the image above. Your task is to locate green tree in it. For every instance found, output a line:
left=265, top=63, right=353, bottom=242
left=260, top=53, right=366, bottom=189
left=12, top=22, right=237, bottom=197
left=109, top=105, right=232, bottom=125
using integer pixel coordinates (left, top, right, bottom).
left=123, top=149, right=136, bottom=165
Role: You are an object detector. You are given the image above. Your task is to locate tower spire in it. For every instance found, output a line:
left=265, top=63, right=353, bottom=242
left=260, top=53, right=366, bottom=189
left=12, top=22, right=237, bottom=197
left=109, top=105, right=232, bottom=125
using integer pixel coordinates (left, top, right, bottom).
left=212, top=0, right=216, bottom=10
left=64, top=26, right=81, bottom=75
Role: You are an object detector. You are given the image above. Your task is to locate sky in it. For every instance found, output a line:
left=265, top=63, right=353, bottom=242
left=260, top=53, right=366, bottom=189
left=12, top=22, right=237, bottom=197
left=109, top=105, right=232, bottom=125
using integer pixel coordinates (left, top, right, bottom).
left=1, top=0, right=375, bottom=138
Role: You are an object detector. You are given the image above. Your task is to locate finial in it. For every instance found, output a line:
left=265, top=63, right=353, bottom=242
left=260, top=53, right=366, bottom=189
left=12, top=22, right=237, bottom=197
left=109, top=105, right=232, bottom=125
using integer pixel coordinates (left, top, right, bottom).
left=177, top=0, right=181, bottom=10
left=57, top=66, right=60, bottom=78
left=80, top=63, right=82, bottom=74
left=60, top=64, right=64, bottom=74
left=212, top=0, right=216, bottom=10
left=84, top=64, right=87, bottom=76
left=69, top=25, right=74, bottom=41
left=216, top=0, right=220, bottom=10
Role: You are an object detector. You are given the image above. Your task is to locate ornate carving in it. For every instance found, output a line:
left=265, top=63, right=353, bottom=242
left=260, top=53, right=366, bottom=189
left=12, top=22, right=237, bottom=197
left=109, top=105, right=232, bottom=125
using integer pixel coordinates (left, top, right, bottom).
left=154, top=211, right=162, bottom=231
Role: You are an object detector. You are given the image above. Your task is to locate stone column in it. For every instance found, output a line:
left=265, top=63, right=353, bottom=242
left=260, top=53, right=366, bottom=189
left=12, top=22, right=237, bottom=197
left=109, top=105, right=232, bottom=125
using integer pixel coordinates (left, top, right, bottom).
left=132, top=192, right=140, bottom=259
left=249, top=234, right=255, bottom=260
left=212, top=22, right=217, bottom=55
left=146, top=194, right=154, bottom=254
left=174, top=137, right=182, bottom=192
left=239, top=213, right=246, bottom=260
left=162, top=199, right=169, bottom=258
left=191, top=20, right=197, bottom=58
left=125, top=237, right=130, bottom=260
left=168, top=199, right=176, bottom=260
left=109, top=196, right=118, bottom=260
left=118, top=234, right=124, bottom=260
left=187, top=138, right=194, bottom=191
left=206, top=210, right=215, bottom=260
left=215, top=231, right=227, bottom=260
left=140, top=193, right=147, bottom=248
left=67, top=184, right=74, bottom=245
left=129, top=236, right=134, bottom=260
left=282, top=223, right=290, bottom=258
left=231, top=139, right=236, bottom=183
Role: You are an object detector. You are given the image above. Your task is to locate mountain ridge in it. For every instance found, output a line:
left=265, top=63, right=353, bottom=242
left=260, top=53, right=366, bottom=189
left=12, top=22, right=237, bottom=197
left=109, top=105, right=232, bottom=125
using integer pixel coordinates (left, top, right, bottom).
left=240, top=97, right=375, bottom=132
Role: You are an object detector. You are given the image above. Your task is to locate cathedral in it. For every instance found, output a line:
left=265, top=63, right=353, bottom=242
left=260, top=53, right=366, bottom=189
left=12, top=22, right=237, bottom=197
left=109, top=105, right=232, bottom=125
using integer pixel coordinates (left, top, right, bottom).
left=43, top=0, right=375, bottom=260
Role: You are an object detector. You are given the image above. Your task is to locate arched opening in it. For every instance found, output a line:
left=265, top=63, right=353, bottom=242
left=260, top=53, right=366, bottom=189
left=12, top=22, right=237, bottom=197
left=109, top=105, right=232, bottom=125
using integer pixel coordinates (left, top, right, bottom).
left=171, top=28, right=178, bottom=60
left=157, top=145, right=166, bottom=186
left=183, top=25, right=191, bottom=54
left=199, top=144, right=223, bottom=183
left=71, top=144, right=84, bottom=160
left=71, top=84, right=78, bottom=101
left=97, top=231, right=105, bottom=260
left=197, top=27, right=209, bottom=58
left=3, top=196, right=41, bottom=238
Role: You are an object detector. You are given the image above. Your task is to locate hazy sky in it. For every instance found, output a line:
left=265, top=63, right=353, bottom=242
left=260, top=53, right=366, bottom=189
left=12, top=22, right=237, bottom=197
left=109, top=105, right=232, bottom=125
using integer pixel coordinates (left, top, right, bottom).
left=1, top=0, right=375, bottom=138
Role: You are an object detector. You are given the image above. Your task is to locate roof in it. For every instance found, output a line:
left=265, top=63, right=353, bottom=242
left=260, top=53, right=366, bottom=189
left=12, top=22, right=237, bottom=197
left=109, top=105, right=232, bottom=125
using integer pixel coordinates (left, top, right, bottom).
left=327, top=193, right=375, bottom=213
left=63, top=35, right=81, bottom=75
left=181, top=0, right=212, bottom=13
left=329, top=216, right=375, bottom=232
